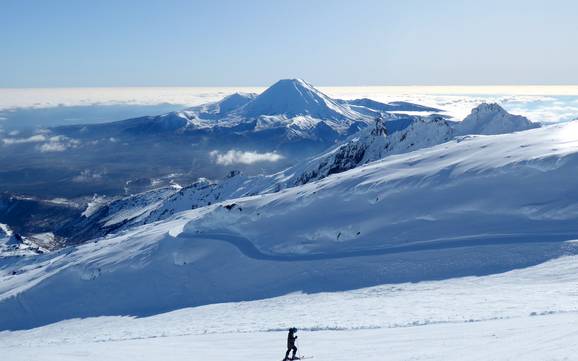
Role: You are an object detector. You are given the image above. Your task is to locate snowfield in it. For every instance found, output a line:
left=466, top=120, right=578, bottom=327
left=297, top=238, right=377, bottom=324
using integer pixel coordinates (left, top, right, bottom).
left=2, top=255, right=578, bottom=360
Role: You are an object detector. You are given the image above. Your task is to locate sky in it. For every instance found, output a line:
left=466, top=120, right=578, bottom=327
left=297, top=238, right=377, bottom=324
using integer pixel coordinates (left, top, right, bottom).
left=1, top=0, right=578, bottom=87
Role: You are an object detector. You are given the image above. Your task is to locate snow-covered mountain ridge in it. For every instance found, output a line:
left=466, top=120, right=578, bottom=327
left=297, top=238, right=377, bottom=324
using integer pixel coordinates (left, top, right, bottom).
left=183, top=122, right=574, bottom=255
left=458, top=102, right=540, bottom=135
left=0, top=224, right=48, bottom=257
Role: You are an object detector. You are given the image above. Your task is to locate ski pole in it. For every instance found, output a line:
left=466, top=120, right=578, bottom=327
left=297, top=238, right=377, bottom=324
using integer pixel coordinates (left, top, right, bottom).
left=297, top=337, right=302, bottom=359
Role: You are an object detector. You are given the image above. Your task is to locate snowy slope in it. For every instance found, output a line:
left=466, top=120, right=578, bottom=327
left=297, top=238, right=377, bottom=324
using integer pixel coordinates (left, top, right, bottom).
left=60, top=186, right=183, bottom=243
left=0, top=224, right=46, bottom=257
left=1, top=121, right=577, bottom=329
left=178, top=122, right=575, bottom=255
left=2, top=255, right=578, bottom=360
left=3, top=314, right=578, bottom=361
left=0, top=224, right=20, bottom=255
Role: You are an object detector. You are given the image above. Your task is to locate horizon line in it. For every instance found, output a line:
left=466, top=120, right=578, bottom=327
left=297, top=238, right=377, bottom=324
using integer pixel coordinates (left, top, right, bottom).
left=3, top=84, right=578, bottom=96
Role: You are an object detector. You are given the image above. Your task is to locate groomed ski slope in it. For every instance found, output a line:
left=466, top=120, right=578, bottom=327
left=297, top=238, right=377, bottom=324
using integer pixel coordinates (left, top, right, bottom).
left=2, top=254, right=578, bottom=361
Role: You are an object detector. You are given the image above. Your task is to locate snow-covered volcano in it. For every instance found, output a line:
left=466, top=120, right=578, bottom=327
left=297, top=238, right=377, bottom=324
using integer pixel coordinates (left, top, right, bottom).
left=241, top=79, right=359, bottom=120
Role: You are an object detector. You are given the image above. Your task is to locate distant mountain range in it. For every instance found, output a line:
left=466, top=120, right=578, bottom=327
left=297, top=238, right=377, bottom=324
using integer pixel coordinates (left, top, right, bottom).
left=55, top=79, right=442, bottom=152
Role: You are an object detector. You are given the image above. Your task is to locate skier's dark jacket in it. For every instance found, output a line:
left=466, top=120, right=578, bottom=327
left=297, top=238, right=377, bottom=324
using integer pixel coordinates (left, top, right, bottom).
left=287, top=329, right=297, bottom=348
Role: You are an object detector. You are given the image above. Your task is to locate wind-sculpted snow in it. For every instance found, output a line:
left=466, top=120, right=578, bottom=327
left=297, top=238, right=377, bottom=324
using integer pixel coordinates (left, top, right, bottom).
left=1, top=121, right=577, bottom=329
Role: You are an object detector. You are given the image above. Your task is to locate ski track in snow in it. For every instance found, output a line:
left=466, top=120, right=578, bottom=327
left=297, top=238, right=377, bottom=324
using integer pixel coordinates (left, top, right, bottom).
left=186, top=232, right=578, bottom=262
left=4, top=316, right=578, bottom=361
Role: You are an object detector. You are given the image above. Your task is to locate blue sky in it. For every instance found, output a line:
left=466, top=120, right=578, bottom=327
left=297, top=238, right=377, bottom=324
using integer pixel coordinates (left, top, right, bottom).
left=1, top=0, right=577, bottom=87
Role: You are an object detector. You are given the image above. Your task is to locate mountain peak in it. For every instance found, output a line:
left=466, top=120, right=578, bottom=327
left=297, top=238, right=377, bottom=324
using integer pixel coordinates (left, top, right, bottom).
left=470, top=102, right=507, bottom=115
left=459, top=103, right=539, bottom=135
left=272, top=78, right=310, bottom=87
left=242, top=79, right=355, bottom=120
left=212, top=92, right=256, bottom=114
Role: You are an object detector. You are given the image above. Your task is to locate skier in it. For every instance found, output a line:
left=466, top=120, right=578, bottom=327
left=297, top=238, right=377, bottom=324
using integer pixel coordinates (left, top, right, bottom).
left=284, top=327, right=299, bottom=360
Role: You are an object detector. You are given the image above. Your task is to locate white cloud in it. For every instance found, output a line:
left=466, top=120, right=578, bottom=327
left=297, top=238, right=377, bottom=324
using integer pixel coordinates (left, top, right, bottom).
left=2, top=86, right=578, bottom=112
left=38, top=142, right=68, bottom=152
left=2, top=134, right=46, bottom=144
left=72, top=169, right=104, bottom=183
left=0, top=87, right=264, bottom=111
left=210, top=150, right=284, bottom=166
left=1, top=133, right=81, bottom=152
left=36, top=136, right=80, bottom=152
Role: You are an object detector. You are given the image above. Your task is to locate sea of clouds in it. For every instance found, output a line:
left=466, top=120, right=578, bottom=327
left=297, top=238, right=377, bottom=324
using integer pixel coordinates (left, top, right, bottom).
left=1, top=86, right=577, bottom=123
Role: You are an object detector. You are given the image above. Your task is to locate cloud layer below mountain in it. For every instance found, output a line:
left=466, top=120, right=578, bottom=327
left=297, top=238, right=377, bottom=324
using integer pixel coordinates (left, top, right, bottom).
left=210, top=150, right=284, bottom=166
